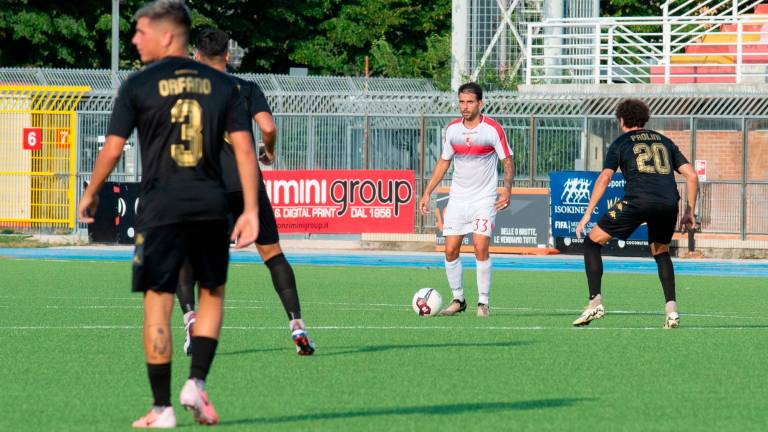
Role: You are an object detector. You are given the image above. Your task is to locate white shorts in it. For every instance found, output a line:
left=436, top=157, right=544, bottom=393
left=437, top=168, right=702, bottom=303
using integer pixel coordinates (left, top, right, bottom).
left=442, top=198, right=497, bottom=237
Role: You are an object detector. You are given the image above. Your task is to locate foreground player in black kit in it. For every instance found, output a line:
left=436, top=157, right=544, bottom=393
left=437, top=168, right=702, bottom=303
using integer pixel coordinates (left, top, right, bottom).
left=78, top=0, right=259, bottom=427
left=573, top=99, right=699, bottom=329
left=176, top=28, right=314, bottom=356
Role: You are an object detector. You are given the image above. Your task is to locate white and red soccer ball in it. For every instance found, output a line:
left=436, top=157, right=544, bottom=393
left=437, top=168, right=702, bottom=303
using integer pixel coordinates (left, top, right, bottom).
left=412, top=288, right=443, bottom=317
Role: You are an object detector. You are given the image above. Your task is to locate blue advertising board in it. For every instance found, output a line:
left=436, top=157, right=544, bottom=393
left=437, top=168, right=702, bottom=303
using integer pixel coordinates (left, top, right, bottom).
left=550, top=171, right=650, bottom=256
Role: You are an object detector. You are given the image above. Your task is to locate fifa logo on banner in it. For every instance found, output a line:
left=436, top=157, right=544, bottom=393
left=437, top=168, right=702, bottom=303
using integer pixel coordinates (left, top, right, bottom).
left=561, top=178, right=592, bottom=205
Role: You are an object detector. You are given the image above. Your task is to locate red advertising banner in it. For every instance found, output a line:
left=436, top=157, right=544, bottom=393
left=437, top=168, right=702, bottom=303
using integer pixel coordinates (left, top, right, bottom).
left=262, top=170, right=415, bottom=233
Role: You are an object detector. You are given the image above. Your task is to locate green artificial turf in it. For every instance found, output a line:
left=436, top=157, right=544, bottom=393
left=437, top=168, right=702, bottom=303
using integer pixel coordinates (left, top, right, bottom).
left=0, top=258, right=766, bottom=431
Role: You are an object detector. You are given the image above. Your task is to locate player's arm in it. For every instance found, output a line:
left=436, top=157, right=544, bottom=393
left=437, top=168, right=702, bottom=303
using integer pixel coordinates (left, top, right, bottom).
left=576, top=168, right=614, bottom=239
left=78, top=136, right=125, bottom=223
left=496, top=157, right=515, bottom=210
left=255, top=111, right=276, bottom=161
left=677, top=163, right=699, bottom=231
left=419, top=158, right=451, bottom=215
left=229, top=130, right=260, bottom=248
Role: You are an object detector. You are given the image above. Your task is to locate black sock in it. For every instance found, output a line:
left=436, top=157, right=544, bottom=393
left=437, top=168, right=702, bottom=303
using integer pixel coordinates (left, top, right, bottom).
left=654, top=252, right=676, bottom=302
left=176, top=260, right=196, bottom=314
left=189, top=337, right=218, bottom=381
left=583, top=236, right=604, bottom=300
left=147, top=363, right=171, bottom=407
left=265, top=253, right=302, bottom=320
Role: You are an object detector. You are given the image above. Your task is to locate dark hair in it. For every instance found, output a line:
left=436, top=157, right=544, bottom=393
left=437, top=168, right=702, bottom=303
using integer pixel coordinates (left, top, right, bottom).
left=196, top=28, right=229, bottom=58
left=615, top=99, right=650, bottom=128
left=458, top=82, right=483, bottom=101
left=135, top=0, right=192, bottom=37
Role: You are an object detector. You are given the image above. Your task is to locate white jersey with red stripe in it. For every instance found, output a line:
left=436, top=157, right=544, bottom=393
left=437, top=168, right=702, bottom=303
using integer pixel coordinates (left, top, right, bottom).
left=441, top=115, right=512, bottom=202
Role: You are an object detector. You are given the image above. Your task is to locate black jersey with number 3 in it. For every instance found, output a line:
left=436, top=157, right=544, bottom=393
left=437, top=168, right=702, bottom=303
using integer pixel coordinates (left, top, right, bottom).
left=220, top=76, right=272, bottom=192
left=107, top=57, right=252, bottom=228
left=603, top=129, right=689, bottom=205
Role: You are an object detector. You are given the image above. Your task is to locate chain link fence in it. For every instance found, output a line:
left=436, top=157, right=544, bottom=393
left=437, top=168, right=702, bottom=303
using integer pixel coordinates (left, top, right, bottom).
left=3, top=69, right=766, bottom=236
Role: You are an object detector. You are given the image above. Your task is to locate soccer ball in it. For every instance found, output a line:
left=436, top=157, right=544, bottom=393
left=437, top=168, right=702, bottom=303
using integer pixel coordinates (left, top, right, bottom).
left=412, top=288, right=443, bottom=316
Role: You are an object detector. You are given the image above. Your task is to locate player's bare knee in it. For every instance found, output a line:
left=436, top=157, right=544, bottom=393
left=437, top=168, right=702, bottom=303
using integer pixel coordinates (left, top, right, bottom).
left=445, top=248, right=460, bottom=261
left=257, top=242, right=282, bottom=261
left=650, top=242, right=670, bottom=256
left=587, top=229, right=611, bottom=246
left=474, top=249, right=490, bottom=261
left=444, top=242, right=461, bottom=261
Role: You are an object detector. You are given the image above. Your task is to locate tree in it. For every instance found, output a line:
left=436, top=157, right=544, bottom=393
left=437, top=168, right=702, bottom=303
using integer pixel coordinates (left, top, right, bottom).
left=0, top=0, right=452, bottom=87
left=602, top=0, right=664, bottom=17
left=287, top=0, right=451, bottom=87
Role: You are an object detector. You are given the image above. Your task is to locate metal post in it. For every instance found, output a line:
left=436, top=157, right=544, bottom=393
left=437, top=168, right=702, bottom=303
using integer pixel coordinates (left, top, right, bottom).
left=593, top=23, right=601, bottom=84
left=451, top=0, right=469, bottom=91
left=307, top=115, right=315, bottom=169
left=663, top=17, right=671, bottom=84
left=529, top=114, right=536, bottom=186
left=526, top=25, right=533, bottom=84
left=111, top=0, right=120, bottom=88
left=689, top=115, right=697, bottom=250
left=606, top=26, right=615, bottom=84
left=741, top=117, right=748, bottom=240
left=418, top=113, right=426, bottom=233
left=544, top=0, right=564, bottom=83
left=73, top=113, right=81, bottom=235
left=363, top=113, right=369, bottom=169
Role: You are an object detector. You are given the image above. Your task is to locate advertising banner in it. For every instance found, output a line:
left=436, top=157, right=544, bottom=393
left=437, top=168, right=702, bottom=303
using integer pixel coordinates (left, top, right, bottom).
left=550, top=171, right=650, bottom=256
left=434, top=188, right=553, bottom=254
left=263, top=170, right=415, bottom=234
left=87, top=182, right=139, bottom=244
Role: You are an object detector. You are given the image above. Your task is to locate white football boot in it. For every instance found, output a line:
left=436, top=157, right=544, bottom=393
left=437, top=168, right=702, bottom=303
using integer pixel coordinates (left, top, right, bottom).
left=572, top=304, right=605, bottom=326
left=131, top=406, right=176, bottom=429
left=664, top=312, right=680, bottom=329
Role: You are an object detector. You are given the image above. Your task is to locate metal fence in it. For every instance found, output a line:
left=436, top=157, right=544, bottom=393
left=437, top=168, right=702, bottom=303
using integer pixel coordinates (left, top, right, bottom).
left=2, top=68, right=766, bottom=238
left=74, top=110, right=768, bottom=237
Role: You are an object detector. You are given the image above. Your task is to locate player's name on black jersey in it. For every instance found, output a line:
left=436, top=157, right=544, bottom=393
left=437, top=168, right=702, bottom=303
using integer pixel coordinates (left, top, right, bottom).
left=628, top=132, right=663, bottom=142
left=158, top=76, right=212, bottom=96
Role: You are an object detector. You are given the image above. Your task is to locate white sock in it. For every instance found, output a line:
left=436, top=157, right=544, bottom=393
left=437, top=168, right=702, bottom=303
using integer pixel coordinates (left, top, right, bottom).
left=444, top=258, right=464, bottom=301
left=183, top=310, right=196, bottom=326
left=476, top=258, right=492, bottom=305
left=290, top=319, right=305, bottom=331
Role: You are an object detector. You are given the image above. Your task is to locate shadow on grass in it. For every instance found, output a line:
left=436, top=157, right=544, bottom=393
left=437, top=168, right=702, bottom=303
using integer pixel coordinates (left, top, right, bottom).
left=219, top=340, right=534, bottom=357
left=323, top=340, right=534, bottom=356
left=217, top=398, right=590, bottom=426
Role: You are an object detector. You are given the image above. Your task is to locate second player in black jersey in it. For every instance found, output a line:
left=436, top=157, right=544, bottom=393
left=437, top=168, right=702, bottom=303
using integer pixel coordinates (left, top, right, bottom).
left=77, top=1, right=260, bottom=427
left=572, top=99, right=699, bottom=329
left=173, top=28, right=314, bottom=357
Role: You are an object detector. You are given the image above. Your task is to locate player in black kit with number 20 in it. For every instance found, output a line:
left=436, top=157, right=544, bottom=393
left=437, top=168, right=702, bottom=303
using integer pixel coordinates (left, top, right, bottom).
left=78, top=0, right=259, bottom=427
left=572, top=99, right=699, bottom=329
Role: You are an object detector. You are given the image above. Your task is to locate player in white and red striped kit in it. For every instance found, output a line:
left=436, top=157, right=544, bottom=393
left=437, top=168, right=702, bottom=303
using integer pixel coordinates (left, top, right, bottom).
left=419, top=82, right=515, bottom=317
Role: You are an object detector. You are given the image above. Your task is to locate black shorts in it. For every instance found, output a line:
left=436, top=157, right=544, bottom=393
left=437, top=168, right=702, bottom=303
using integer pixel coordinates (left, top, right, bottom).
left=226, top=189, right=279, bottom=245
left=132, top=220, right=229, bottom=293
left=597, top=199, right=678, bottom=244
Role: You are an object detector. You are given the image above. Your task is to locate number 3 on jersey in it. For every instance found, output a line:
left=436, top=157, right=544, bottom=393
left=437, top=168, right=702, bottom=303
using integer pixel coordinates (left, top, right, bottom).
left=170, top=99, right=203, bottom=167
left=633, top=143, right=671, bottom=174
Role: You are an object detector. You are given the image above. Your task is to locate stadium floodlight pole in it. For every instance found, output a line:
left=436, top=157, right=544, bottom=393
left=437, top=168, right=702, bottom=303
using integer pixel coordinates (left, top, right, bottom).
left=111, top=0, right=120, bottom=88
left=451, top=0, right=468, bottom=90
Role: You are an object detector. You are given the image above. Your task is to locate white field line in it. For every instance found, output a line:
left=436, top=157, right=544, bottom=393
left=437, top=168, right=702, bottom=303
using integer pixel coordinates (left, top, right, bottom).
left=0, top=325, right=766, bottom=331
left=0, top=295, right=760, bottom=319
left=10, top=302, right=759, bottom=320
